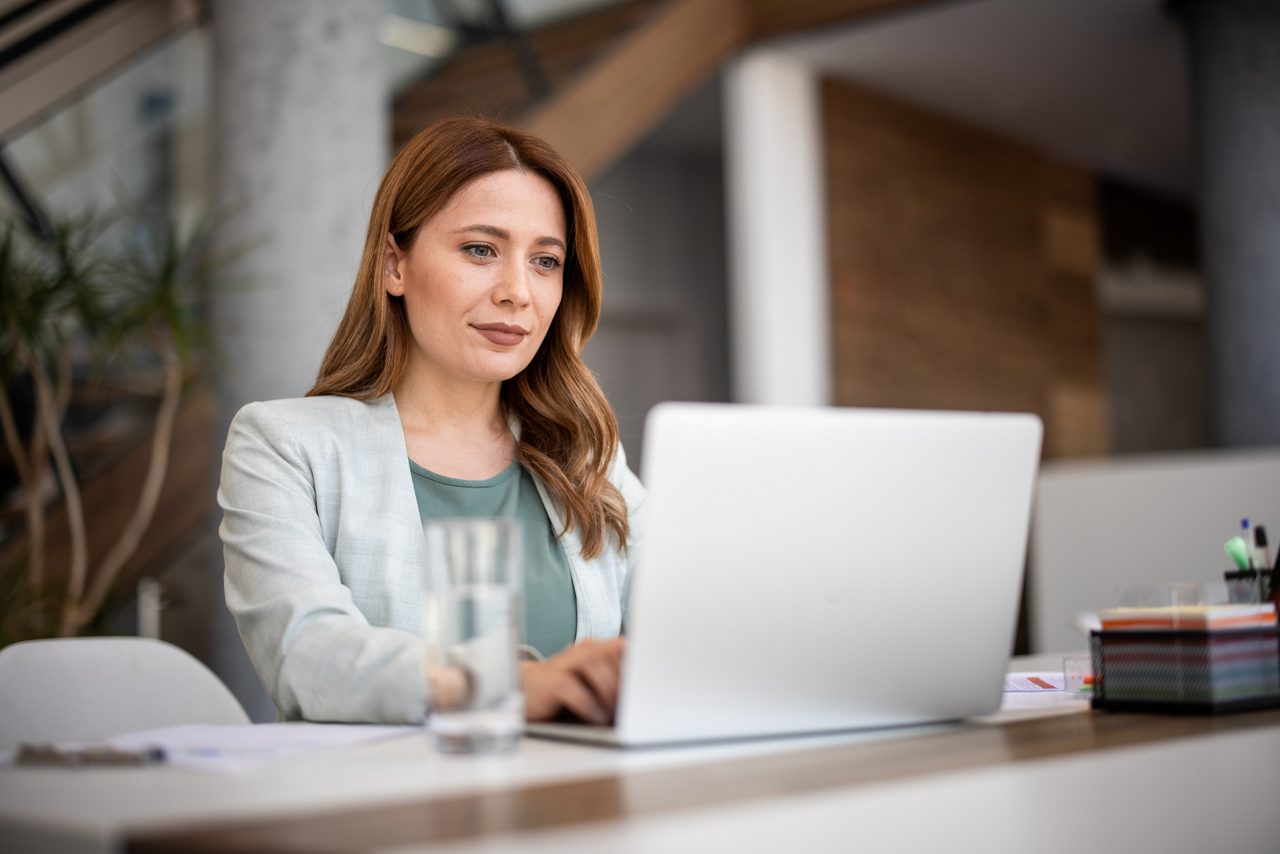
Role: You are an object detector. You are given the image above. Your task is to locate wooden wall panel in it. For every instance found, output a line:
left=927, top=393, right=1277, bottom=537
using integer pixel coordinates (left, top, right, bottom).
left=824, top=79, right=1108, bottom=457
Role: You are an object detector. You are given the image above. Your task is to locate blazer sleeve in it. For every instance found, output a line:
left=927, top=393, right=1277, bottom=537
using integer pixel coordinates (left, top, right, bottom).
left=218, top=402, right=429, bottom=723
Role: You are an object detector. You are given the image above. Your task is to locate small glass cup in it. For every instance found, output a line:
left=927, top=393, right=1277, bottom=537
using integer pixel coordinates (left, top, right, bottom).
left=1063, top=654, right=1093, bottom=700
left=423, top=518, right=524, bottom=754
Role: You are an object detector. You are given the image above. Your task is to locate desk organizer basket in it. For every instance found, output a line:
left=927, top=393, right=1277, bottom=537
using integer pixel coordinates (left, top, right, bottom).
left=1090, top=626, right=1280, bottom=714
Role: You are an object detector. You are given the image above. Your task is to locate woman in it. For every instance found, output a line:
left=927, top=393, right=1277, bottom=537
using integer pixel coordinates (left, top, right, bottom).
left=218, top=116, right=644, bottom=725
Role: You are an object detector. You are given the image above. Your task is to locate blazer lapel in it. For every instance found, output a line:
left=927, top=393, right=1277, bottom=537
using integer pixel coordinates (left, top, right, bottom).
left=369, top=393, right=429, bottom=572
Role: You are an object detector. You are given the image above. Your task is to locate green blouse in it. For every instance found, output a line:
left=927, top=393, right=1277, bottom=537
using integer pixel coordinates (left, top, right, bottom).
left=408, top=459, right=577, bottom=658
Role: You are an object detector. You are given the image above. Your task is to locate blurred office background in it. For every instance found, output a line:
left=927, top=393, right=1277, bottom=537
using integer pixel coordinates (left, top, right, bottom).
left=1, top=0, right=1277, bottom=720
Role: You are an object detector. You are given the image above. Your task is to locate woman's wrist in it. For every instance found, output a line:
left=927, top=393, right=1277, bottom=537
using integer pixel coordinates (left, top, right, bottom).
left=427, top=664, right=472, bottom=710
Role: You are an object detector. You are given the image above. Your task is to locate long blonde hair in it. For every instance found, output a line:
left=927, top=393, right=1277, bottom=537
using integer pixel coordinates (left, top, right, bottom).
left=310, top=116, right=627, bottom=558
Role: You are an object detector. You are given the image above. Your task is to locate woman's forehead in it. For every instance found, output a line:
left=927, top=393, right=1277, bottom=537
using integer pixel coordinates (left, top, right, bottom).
left=433, top=170, right=566, bottom=236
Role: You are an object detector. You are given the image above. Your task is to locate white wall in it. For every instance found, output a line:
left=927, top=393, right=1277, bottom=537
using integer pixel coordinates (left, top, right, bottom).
left=586, top=83, right=731, bottom=471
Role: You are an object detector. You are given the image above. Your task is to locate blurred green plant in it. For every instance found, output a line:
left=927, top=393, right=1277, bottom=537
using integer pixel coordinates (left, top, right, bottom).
left=0, top=208, right=218, bottom=642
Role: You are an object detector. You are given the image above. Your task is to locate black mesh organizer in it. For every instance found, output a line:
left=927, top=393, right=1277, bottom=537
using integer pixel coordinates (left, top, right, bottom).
left=1090, top=626, right=1280, bottom=714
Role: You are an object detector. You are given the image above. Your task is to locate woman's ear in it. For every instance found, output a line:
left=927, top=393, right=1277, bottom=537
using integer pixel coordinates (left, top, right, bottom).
left=383, top=233, right=405, bottom=297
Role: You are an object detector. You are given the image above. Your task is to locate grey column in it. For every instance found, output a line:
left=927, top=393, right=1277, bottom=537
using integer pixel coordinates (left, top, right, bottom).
left=1178, top=0, right=1280, bottom=447
left=209, top=0, right=386, bottom=720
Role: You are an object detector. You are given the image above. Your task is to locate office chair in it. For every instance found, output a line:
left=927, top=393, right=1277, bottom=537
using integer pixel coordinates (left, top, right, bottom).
left=0, top=637, right=250, bottom=751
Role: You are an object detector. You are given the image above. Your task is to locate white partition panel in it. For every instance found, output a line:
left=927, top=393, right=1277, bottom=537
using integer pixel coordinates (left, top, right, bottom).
left=1030, top=448, right=1280, bottom=653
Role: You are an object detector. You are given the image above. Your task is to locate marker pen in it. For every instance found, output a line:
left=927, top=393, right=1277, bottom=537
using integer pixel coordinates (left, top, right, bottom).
left=1242, top=519, right=1255, bottom=570
left=1255, top=525, right=1271, bottom=571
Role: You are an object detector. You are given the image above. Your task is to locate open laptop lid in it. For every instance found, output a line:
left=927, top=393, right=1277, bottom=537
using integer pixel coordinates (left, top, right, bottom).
left=611, top=403, right=1042, bottom=746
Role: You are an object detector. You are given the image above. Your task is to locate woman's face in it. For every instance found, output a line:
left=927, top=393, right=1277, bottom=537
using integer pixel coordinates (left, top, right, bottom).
left=384, top=169, right=567, bottom=388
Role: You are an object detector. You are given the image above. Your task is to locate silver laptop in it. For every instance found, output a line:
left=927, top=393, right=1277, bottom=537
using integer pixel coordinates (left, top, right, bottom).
left=527, top=403, right=1042, bottom=747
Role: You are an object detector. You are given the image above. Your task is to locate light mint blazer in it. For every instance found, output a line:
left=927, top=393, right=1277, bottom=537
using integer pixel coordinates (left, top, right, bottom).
left=218, top=393, right=646, bottom=723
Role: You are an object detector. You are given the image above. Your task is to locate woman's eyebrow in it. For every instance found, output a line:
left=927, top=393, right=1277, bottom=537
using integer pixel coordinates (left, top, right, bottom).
left=452, top=224, right=565, bottom=252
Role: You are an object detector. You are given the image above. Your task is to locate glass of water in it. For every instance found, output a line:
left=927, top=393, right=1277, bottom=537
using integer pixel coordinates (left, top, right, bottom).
left=422, top=517, right=524, bottom=753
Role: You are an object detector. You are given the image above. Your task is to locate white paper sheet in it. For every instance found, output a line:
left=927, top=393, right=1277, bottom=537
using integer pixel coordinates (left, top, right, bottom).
left=104, top=723, right=417, bottom=772
left=1003, top=672, right=1065, bottom=692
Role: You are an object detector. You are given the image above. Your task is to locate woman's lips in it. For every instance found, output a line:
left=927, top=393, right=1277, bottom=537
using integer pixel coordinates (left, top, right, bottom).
left=472, top=323, right=527, bottom=347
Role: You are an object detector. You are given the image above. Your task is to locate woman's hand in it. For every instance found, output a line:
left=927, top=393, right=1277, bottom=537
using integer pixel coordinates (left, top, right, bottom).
left=521, top=637, right=625, bottom=724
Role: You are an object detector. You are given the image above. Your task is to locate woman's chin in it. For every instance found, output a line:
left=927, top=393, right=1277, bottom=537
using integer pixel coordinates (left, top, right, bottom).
left=465, top=355, right=534, bottom=384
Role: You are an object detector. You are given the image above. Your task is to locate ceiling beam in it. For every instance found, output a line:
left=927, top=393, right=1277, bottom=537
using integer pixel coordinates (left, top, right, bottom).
left=402, top=0, right=951, bottom=180
left=0, top=0, right=201, bottom=141
left=744, top=0, right=958, bottom=41
left=392, top=0, right=658, bottom=151
left=524, top=0, right=747, bottom=181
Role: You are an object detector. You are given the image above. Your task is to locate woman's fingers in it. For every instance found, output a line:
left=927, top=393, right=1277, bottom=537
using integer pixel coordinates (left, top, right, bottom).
left=565, top=639, right=624, bottom=715
left=552, top=670, right=609, bottom=724
left=522, top=638, right=628, bottom=723
left=570, top=655, right=619, bottom=715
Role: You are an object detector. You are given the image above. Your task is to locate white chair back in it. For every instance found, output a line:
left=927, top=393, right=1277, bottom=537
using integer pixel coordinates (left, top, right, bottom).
left=0, top=637, right=250, bottom=750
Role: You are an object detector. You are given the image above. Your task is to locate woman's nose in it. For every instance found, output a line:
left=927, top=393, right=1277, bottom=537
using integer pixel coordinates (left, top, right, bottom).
left=493, top=259, right=532, bottom=306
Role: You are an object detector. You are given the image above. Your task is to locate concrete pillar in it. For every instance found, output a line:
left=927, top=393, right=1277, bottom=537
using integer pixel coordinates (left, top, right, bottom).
left=1177, top=0, right=1280, bottom=446
left=210, top=0, right=386, bottom=719
left=723, top=51, right=830, bottom=406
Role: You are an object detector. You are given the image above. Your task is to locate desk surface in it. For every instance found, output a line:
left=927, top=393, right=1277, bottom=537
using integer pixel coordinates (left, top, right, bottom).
left=4, top=660, right=1280, bottom=853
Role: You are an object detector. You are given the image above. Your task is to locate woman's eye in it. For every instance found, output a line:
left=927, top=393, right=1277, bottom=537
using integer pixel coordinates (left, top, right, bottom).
left=534, top=256, right=562, bottom=271
left=464, top=244, right=494, bottom=259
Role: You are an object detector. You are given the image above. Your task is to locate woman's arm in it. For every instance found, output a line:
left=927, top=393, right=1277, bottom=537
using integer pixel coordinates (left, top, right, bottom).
left=218, top=402, right=429, bottom=723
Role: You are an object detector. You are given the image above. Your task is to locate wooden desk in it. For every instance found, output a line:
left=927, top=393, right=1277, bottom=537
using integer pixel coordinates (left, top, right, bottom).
left=4, top=690, right=1279, bottom=852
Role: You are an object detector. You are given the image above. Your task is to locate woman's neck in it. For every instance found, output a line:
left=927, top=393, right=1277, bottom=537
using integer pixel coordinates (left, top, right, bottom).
left=393, top=362, right=514, bottom=479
